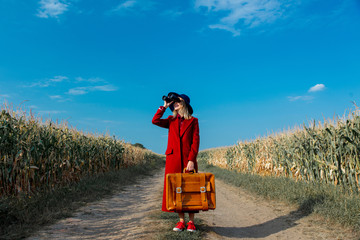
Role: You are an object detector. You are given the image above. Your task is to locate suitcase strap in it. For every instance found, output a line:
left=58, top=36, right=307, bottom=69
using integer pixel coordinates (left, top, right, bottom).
left=175, top=173, right=183, bottom=212
left=200, top=173, right=209, bottom=211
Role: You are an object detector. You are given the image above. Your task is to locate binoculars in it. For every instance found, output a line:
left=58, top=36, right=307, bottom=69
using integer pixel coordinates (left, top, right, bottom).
left=162, top=92, right=180, bottom=103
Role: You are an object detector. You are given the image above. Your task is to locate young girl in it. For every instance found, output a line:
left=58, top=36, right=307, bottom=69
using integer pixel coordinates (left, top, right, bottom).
left=152, top=93, right=200, bottom=232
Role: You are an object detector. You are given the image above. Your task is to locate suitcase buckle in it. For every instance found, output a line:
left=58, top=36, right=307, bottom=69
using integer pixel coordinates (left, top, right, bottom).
left=200, top=186, right=206, bottom=193
left=176, top=187, right=182, bottom=193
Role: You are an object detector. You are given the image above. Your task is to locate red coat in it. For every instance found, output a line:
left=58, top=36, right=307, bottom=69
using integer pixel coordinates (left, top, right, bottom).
left=152, top=107, right=200, bottom=212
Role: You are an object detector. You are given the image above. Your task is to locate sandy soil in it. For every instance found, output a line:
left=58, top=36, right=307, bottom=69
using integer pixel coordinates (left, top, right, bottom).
left=28, top=170, right=358, bottom=240
left=198, top=178, right=358, bottom=240
left=28, top=171, right=164, bottom=240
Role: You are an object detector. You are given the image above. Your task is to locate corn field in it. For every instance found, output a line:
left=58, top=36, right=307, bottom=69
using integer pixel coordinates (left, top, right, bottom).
left=0, top=105, right=159, bottom=196
left=198, top=106, right=360, bottom=192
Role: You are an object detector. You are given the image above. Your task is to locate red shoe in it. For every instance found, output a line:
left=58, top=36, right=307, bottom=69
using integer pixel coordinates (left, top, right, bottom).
left=173, top=221, right=186, bottom=232
left=187, top=221, right=196, bottom=232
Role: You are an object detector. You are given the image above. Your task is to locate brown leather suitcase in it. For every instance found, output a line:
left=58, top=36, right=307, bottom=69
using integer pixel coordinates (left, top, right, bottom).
left=166, top=170, right=216, bottom=212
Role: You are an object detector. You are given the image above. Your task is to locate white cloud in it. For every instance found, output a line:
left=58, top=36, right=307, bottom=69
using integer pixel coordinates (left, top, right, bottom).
left=195, top=0, right=350, bottom=36
left=92, top=85, right=118, bottom=92
left=0, top=94, right=10, bottom=98
left=26, top=76, right=117, bottom=98
left=195, top=0, right=291, bottom=36
left=50, top=75, right=68, bottom=82
left=114, top=0, right=137, bottom=11
left=67, top=85, right=118, bottom=95
left=161, top=9, right=183, bottom=19
left=308, top=84, right=326, bottom=92
left=110, top=0, right=156, bottom=14
left=288, top=95, right=314, bottom=102
left=36, top=0, right=69, bottom=19
left=49, top=94, right=72, bottom=102
left=57, top=98, right=72, bottom=102
left=68, top=87, right=88, bottom=95
left=288, top=83, right=326, bottom=102
left=31, top=76, right=105, bottom=88
left=75, top=77, right=105, bottom=83
left=49, top=95, right=62, bottom=99
left=209, top=24, right=240, bottom=36
left=49, top=95, right=71, bottom=102
left=29, top=75, right=69, bottom=87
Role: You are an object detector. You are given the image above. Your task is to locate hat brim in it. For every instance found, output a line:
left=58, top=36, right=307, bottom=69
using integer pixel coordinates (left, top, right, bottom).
left=187, top=103, right=193, bottom=115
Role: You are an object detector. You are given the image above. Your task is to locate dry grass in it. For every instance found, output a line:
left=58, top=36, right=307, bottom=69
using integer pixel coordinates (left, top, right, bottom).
left=198, top=105, right=360, bottom=192
left=0, top=102, right=160, bottom=196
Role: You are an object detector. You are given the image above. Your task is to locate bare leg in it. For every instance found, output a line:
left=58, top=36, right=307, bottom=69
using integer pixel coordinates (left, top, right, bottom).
left=189, top=213, right=195, bottom=222
left=178, top=212, right=185, bottom=222
left=173, top=212, right=186, bottom=231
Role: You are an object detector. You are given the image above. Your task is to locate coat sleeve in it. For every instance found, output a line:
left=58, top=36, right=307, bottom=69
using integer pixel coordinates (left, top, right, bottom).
left=188, top=118, right=200, bottom=162
left=152, top=106, right=172, bottom=129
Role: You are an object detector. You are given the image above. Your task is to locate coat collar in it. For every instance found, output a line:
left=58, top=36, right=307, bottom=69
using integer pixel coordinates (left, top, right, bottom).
left=173, top=115, right=195, bottom=138
left=180, top=117, right=195, bottom=137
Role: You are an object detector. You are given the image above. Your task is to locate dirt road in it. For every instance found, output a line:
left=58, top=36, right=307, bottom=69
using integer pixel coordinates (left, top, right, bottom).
left=28, top=171, right=164, bottom=240
left=198, top=179, right=357, bottom=240
left=28, top=170, right=358, bottom=240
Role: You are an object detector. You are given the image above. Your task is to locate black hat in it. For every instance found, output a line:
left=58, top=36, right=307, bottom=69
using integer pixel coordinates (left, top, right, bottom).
left=169, top=93, right=193, bottom=115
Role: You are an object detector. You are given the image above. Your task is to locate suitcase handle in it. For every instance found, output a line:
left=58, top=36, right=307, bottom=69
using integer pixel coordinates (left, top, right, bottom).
left=183, top=168, right=196, bottom=173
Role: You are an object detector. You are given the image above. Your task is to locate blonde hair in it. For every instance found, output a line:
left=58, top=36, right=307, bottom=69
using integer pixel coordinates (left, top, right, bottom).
left=173, top=98, right=192, bottom=120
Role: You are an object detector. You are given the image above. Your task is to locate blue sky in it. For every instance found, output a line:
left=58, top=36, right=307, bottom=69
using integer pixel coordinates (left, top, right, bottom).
left=1, top=0, right=360, bottom=154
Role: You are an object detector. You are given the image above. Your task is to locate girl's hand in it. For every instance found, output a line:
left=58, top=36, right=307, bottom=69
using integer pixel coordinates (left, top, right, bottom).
left=186, top=161, right=194, bottom=171
left=163, top=101, right=174, bottom=109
